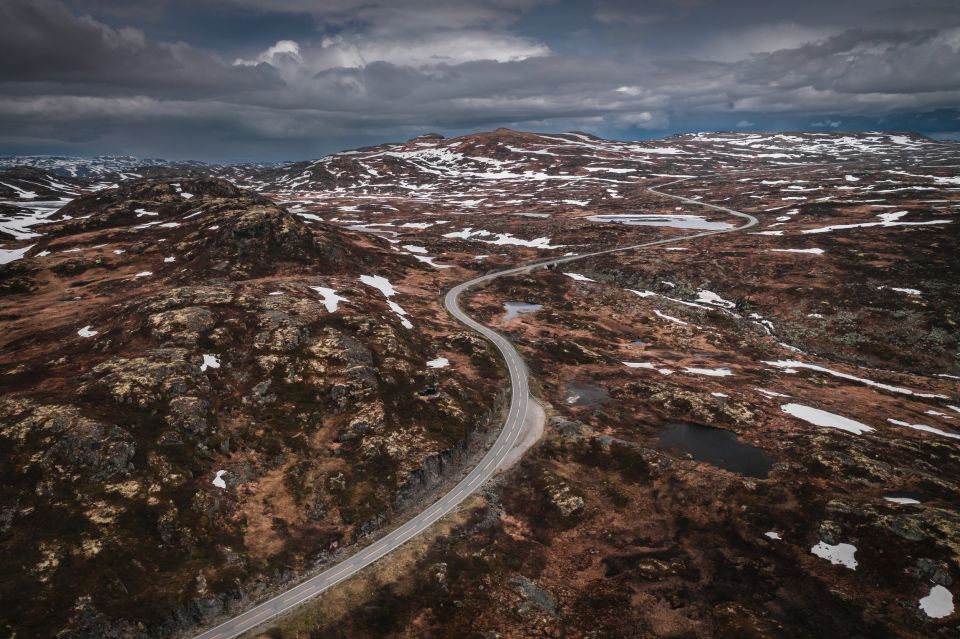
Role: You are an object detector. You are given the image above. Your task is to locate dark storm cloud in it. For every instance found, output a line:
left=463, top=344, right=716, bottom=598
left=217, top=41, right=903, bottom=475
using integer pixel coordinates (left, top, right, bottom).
left=737, top=29, right=960, bottom=95
left=218, top=0, right=553, bottom=30
left=0, top=0, right=279, bottom=95
left=1, top=0, right=959, bottom=161
left=592, top=0, right=709, bottom=26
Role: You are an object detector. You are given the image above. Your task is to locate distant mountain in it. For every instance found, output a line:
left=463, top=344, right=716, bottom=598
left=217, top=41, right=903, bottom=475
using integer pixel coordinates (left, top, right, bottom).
left=222, top=129, right=947, bottom=201
left=0, top=155, right=211, bottom=178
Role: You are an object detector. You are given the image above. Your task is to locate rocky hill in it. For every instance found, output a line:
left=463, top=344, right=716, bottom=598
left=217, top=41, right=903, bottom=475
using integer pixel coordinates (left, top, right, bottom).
left=0, top=177, right=505, bottom=638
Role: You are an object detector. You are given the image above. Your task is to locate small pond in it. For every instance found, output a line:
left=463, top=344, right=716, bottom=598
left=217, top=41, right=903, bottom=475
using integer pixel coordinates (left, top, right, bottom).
left=586, top=214, right=734, bottom=230
left=564, top=380, right=610, bottom=406
left=658, top=421, right=771, bottom=478
left=503, top=301, right=542, bottom=321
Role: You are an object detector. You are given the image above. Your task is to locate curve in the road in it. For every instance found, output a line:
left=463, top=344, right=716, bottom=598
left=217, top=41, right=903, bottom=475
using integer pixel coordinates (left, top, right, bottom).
left=191, top=177, right=757, bottom=639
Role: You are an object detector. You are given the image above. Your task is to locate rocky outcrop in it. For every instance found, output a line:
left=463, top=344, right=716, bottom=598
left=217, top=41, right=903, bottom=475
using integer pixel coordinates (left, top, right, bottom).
left=533, top=338, right=604, bottom=364
left=0, top=399, right=134, bottom=480
left=149, top=306, right=216, bottom=345
left=543, top=473, right=585, bottom=517
left=165, top=396, right=210, bottom=436
left=0, top=258, right=38, bottom=294
left=143, top=286, right=235, bottom=312
left=175, top=204, right=363, bottom=278
left=44, top=421, right=135, bottom=481
left=54, top=178, right=262, bottom=233
left=509, top=575, right=557, bottom=617
left=83, top=348, right=208, bottom=407
left=616, top=379, right=755, bottom=427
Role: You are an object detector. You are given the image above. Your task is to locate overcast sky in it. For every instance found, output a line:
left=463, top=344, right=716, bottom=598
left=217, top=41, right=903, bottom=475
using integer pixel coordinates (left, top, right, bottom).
left=2, top=0, right=959, bottom=162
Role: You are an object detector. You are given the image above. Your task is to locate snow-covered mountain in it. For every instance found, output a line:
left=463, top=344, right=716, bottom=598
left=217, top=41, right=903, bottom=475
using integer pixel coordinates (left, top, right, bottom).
left=0, top=155, right=209, bottom=178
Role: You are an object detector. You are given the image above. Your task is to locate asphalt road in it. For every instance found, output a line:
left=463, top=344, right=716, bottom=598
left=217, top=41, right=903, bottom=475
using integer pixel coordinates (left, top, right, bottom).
left=191, top=177, right=757, bottom=639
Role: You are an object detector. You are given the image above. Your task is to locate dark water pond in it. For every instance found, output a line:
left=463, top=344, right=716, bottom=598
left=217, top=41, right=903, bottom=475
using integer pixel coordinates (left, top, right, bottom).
left=658, top=421, right=771, bottom=479
left=503, top=301, right=542, bottom=321
left=564, top=380, right=610, bottom=406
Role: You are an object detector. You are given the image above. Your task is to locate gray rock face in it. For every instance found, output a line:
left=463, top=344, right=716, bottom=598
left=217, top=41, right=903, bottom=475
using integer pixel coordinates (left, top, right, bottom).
left=912, top=558, right=954, bottom=587
left=549, top=416, right=591, bottom=438
left=43, top=421, right=135, bottom=481
left=509, top=575, right=558, bottom=617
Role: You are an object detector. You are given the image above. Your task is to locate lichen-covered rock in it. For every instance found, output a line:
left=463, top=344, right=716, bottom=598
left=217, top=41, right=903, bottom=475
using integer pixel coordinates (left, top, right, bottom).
left=543, top=474, right=585, bottom=517
left=149, top=306, right=216, bottom=344
left=180, top=204, right=353, bottom=277
left=534, top=338, right=604, bottom=364
left=143, top=286, right=234, bottom=313
left=619, top=379, right=754, bottom=426
left=85, top=348, right=208, bottom=407
left=165, top=396, right=210, bottom=436
left=254, top=310, right=310, bottom=353
left=335, top=401, right=385, bottom=442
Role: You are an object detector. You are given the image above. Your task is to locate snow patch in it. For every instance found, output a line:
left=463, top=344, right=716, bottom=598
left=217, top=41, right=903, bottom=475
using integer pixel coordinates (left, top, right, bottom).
left=309, top=286, right=347, bottom=313
left=360, top=275, right=412, bottom=328
left=764, top=360, right=946, bottom=399
left=884, top=496, right=921, bottom=505
left=623, top=361, right=674, bottom=375
left=888, top=419, right=960, bottom=441
left=919, top=585, right=954, bottom=619
left=810, top=541, right=858, bottom=570
left=77, top=325, right=98, bottom=338
left=653, top=309, right=687, bottom=325
left=756, top=388, right=790, bottom=398
left=443, top=227, right=562, bottom=249
left=0, top=244, right=35, bottom=265
left=684, top=367, right=732, bottom=377
left=781, top=403, right=874, bottom=435
left=878, top=285, right=921, bottom=295
left=770, top=248, right=824, bottom=255
left=696, top=290, right=736, bottom=308
left=587, top=214, right=734, bottom=230
left=200, top=354, right=220, bottom=372
left=359, top=274, right=398, bottom=297
left=413, top=255, right=454, bottom=269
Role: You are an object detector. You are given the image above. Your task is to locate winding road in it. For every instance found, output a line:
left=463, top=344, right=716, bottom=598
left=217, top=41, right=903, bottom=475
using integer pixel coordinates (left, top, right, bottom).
left=191, top=177, right=758, bottom=639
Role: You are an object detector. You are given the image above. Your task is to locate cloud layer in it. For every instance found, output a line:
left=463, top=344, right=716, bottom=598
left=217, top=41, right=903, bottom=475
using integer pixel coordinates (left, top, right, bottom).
left=2, top=0, right=959, bottom=161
